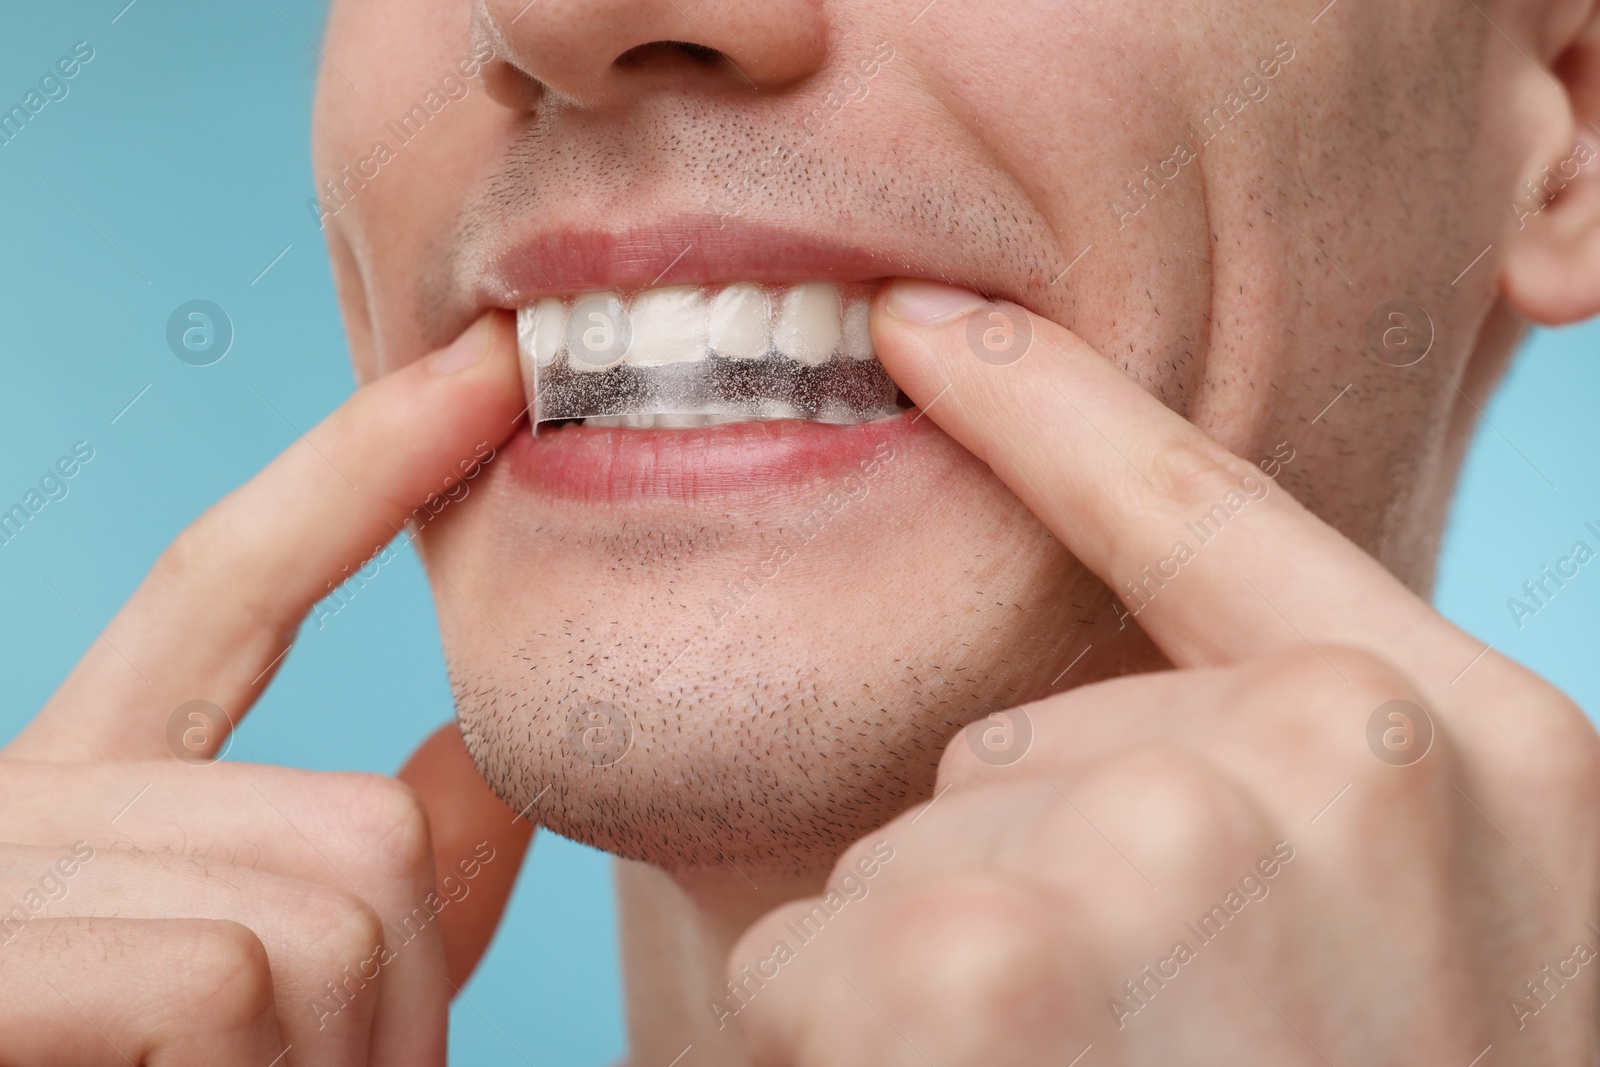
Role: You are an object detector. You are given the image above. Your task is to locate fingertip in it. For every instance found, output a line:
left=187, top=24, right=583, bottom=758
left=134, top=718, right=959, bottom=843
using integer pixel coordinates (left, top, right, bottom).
left=427, top=314, right=495, bottom=375
left=870, top=280, right=973, bottom=411
left=380, top=309, right=523, bottom=454
left=880, top=278, right=988, bottom=326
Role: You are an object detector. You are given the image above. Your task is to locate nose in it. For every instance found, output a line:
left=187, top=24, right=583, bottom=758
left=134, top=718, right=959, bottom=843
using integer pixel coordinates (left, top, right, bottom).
left=472, top=0, right=828, bottom=110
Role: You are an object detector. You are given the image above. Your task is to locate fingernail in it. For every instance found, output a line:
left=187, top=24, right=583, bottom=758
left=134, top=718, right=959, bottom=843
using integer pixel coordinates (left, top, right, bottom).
left=429, top=314, right=495, bottom=375
left=884, top=279, right=988, bottom=325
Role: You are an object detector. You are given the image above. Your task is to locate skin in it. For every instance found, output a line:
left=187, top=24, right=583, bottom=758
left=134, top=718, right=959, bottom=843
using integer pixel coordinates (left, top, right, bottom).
left=3, top=0, right=1600, bottom=1064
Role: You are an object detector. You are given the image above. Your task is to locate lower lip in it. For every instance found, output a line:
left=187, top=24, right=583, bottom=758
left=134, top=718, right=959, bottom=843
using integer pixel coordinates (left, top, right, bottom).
left=504, top=412, right=925, bottom=505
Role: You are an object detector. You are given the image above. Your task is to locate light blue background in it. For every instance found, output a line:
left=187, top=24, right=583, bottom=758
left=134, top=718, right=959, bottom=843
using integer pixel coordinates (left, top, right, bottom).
left=0, top=3, right=1594, bottom=1064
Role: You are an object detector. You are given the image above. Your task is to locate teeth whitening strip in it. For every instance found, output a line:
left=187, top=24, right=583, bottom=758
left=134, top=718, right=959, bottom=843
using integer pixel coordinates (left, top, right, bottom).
left=518, top=282, right=905, bottom=428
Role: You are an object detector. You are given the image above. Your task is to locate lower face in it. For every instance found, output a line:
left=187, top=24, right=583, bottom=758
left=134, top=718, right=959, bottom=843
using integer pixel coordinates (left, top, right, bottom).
left=315, top=0, right=1508, bottom=879
left=425, top=286, right=1159, bottom=876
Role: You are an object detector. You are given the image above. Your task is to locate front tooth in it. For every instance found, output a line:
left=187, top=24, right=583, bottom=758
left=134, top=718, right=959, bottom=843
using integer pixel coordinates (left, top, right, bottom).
left=773, top=284, right=842, bottom=366
left=841, top=297, right=873, bottom=360
left=566, top=293, right=630, bottom=372
left=531, top=298, right=567, bottom=367
left=708, top=283, right=771, bottom=360
left=625, top=287, right=709, bottom=367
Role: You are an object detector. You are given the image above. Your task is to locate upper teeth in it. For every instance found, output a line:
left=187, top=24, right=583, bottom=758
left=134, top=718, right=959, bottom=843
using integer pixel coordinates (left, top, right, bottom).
left=518, top=281, right=876, bottom=372
left=518, top=281, right=905, bottom=429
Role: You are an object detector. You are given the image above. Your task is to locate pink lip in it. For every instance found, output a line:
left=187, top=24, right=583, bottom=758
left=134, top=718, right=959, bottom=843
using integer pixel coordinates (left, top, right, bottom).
left=505, top=411, right=927, bottom=505
left=476, top=218, right=937, bottom=305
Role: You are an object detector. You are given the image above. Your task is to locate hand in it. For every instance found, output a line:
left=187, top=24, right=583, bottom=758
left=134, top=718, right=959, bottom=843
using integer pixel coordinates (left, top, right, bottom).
left=0, top=312, right=533, bottom=1066
left=729, top=280, right=1600, bottom=1065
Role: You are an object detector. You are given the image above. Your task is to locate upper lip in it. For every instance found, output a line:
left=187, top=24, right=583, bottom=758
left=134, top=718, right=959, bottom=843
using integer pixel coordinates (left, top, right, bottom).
left=481, top=218, right=915, bottom=301
left=455, top=216, right=1036, bottom=337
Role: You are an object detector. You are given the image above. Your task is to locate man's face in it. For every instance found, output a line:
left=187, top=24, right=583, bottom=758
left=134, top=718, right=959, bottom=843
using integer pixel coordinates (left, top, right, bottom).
left=313, top=0, right=1539, bottom=877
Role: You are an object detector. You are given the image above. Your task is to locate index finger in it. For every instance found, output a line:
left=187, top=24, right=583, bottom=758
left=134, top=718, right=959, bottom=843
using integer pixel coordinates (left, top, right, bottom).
left=870, top=279, right=1478, bottom=688
left=10, top=311, right=524, bottom=761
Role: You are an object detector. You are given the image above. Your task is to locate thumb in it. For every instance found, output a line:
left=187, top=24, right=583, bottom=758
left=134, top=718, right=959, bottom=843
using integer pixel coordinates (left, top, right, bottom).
left=399, top=722, right=535, bottom=991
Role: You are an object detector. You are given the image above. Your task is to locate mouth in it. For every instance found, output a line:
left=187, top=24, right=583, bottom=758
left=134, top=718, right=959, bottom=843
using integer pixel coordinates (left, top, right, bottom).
left=456, top=221, right=986, bottom=503
left=518, top=279, right=910, bottom=429
left=504, top=277, right=928, bottom=504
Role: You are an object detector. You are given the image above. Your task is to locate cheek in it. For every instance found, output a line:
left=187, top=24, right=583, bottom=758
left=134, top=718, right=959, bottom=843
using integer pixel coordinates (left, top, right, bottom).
left=315, top=0, right=491, bottom=375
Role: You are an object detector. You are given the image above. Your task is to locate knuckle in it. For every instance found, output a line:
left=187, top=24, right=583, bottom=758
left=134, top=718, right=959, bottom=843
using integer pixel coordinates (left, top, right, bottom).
left=1252, top=642, right=1416, bottom=710
left=166, top=919, right=276, bottom=1030
left=861, top=876, right=1060, bottom=1031
left=152, top=520, right=211, bottom=588
left=1071, top=746, right=1267, bottom=881
left=334, top=773, right=435, bottom=880
left=935, top=723, right=990, bottom=791
left=1478, top=675, right=1600, bottom=810
left=297, top=884, right=386, bottom=964
left=828, top=834, right=897, bottom=893
left=1318, top=644, right=1419, bottom=704
left=1144, top=433, right=1267, bottom=519
left=154, top=515, right=299, bottom=647
left=1542, top=695, right=1600, bottom=797
left=1249, top=644, right=1444, bottom=781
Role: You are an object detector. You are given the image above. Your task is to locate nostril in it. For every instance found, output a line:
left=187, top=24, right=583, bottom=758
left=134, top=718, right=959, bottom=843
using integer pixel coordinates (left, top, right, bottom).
left=480, top=59, right=544, bottom=112
left=615, top=40, right=727, bottom=69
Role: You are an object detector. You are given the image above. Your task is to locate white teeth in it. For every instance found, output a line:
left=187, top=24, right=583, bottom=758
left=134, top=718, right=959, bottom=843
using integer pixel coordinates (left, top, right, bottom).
left=521, top=282, right=874, bottom=371
left=624, top=286, right=708, bottom=366
left=773, top=283, right=842, bottom=366
left=841, top=297, right=873, bottom=360
left=566, top=293, right=630, bottom=372
left=708, top=283, right=771, bottom=360
left=531, top=298, right=566, bottom=368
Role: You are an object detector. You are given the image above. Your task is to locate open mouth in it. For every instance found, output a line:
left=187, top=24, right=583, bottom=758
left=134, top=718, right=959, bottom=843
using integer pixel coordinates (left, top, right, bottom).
left=518, top=280, right=910, bottom=429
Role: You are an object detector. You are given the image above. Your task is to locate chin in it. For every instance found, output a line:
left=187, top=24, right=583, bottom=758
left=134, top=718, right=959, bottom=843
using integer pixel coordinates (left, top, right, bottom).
left=419, top=398, right=1134, bottom=877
